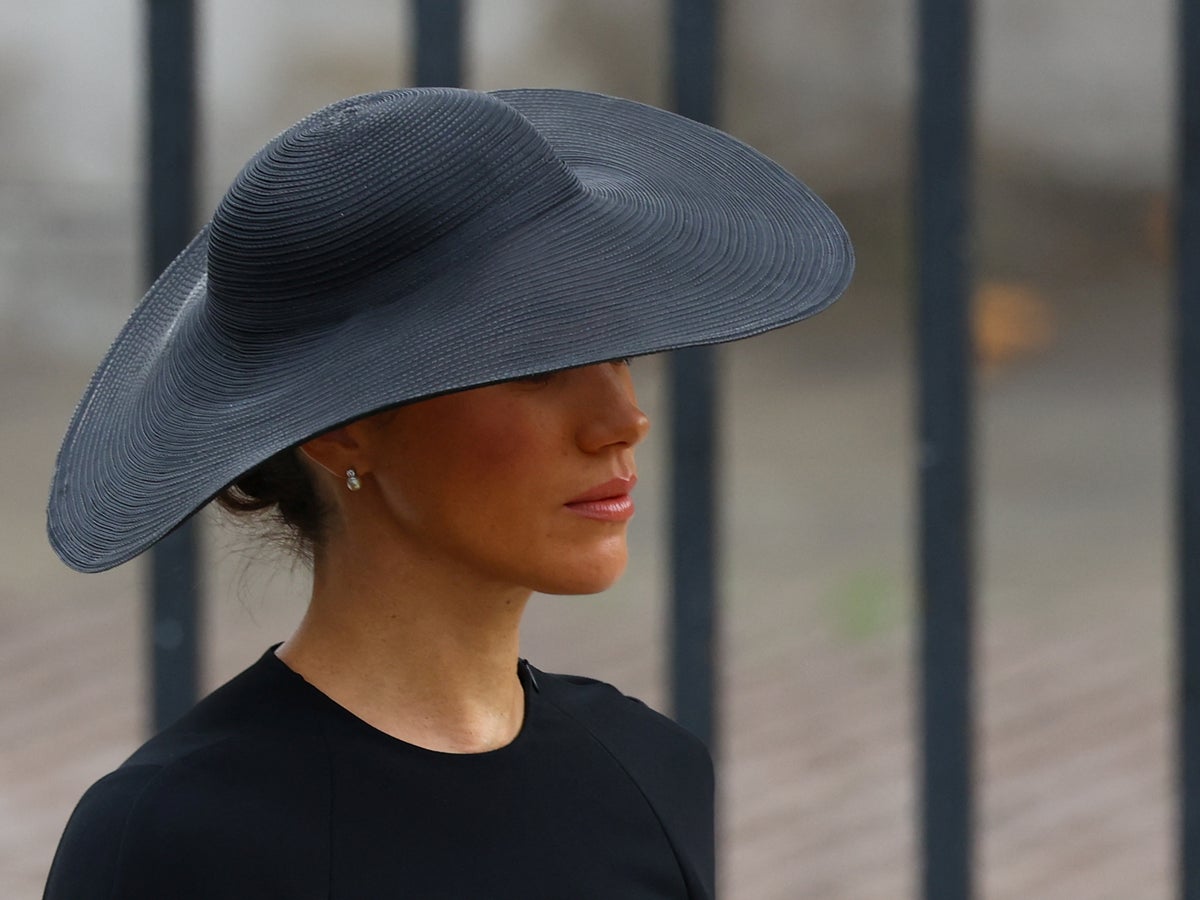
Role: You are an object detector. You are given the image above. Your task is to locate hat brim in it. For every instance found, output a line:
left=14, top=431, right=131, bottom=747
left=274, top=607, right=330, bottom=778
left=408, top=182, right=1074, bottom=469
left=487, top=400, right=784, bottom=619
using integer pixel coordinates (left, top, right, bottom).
left=48, top=88, right=853, bottom=572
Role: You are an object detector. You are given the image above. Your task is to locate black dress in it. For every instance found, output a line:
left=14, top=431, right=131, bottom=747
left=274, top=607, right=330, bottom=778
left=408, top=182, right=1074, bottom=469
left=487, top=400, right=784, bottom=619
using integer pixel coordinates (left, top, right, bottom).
left=43, top=648, right=715, bottom=899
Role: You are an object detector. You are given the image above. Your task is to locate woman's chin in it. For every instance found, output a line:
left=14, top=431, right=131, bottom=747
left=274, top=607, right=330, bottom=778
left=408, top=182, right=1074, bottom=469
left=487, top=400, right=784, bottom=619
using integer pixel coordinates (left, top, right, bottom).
left=533, top=551, right=629, bottom=596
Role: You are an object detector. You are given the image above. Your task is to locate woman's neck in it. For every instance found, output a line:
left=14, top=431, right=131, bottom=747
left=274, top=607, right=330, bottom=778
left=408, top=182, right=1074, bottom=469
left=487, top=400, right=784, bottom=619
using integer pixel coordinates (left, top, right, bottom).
left=277, top=535, right=531, bottom=754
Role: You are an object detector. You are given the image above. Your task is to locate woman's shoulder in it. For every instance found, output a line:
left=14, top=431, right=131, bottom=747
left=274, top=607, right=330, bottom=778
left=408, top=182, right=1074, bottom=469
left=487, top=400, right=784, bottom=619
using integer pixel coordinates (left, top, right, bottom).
left=530, top=665, right=710, bottom=762
left=83, top=645, right=330, bottom=806
left=528, top=665, right=715, bottom=897
left=44, top=747, right=330, bottom=899
left=527, top=664, right=714, bottom=800
left=43, top=650, right=330, bottom=899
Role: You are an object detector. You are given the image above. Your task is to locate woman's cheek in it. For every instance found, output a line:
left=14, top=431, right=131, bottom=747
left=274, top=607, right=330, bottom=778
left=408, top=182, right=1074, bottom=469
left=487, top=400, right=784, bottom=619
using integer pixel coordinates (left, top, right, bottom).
left=460, top=405, right=557, bottom=477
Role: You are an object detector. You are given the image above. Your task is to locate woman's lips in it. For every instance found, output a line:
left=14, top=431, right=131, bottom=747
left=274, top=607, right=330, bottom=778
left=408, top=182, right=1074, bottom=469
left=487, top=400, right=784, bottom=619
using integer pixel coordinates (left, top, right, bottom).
left=565, top=476, right=637, bottom=522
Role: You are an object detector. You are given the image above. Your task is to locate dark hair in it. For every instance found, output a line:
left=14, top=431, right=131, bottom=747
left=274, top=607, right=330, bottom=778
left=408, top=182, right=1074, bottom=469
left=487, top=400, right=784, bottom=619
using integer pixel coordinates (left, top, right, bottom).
left=214, top=447, right=329, bottom=558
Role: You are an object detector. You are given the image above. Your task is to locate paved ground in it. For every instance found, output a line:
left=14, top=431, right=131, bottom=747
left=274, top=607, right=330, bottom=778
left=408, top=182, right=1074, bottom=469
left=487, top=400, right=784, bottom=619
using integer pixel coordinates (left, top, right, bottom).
left=0, top=179, right=1176, bottom=898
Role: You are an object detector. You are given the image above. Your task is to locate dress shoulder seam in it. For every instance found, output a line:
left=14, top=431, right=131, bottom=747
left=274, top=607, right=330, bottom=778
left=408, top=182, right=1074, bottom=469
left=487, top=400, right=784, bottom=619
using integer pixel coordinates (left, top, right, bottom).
left=93, top=764, right=165, bottom=900
left=533, top=679, right=695, bottom=882
left=102, top=733, right=251, bottom=897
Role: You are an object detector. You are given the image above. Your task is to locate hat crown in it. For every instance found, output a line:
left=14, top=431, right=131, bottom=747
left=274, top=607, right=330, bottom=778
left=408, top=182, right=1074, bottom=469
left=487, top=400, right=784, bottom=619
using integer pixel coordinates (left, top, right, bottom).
left=206, top=89, right=580, bottom=318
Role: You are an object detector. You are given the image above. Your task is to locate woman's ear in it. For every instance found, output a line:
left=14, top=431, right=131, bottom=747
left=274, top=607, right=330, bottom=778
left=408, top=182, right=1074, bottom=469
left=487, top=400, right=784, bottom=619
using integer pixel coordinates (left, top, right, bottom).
left=298, top=426, right=363, bottom=479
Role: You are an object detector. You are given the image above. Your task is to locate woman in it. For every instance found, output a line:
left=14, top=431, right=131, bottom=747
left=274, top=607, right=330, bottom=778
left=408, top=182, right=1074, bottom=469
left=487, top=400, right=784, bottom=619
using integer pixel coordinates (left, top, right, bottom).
left=43, top=87, right=852, bottom=899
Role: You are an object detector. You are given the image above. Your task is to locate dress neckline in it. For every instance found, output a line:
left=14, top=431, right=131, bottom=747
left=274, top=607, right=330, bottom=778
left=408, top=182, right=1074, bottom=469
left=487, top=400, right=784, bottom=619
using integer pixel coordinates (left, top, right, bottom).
left=260, top=644, right=535, bottom=760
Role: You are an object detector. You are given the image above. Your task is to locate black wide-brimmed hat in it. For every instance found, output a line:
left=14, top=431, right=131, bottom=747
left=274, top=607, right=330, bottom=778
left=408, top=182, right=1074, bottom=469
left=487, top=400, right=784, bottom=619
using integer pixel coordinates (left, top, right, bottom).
left=48, top=87, right=853, bottom=573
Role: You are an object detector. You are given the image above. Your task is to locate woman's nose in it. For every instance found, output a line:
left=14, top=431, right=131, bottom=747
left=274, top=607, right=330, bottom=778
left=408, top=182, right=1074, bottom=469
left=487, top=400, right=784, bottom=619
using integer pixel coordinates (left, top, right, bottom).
left=574, top=363, right=651, bottom=453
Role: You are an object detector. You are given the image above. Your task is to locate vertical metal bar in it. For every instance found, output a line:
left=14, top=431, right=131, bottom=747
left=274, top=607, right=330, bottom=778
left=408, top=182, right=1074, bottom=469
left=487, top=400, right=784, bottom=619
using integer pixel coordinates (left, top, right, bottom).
left=412, top=0, right=464, bottom=87
left=145, top=0, right=200, bottom=732
left=668, top=0, right=719, bottom=752
left=1179, top=0, right=1200, bottom=894
left=916, top=0, right=975, bottom=897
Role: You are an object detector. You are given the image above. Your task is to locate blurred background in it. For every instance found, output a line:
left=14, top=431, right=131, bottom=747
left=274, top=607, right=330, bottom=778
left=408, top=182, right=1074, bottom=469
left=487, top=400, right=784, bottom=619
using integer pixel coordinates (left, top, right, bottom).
left=0, top=1, right=1174, bottom=897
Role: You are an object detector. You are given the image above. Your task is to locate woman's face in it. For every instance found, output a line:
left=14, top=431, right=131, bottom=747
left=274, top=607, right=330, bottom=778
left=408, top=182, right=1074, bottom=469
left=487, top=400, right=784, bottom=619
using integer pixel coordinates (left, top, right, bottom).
left=349, top=360, right=650, bottom=595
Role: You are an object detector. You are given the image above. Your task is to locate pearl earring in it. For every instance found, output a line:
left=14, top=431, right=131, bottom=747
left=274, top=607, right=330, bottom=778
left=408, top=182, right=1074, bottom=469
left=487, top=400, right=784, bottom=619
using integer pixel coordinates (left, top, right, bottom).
left=345, top=468, right=362, bottom=492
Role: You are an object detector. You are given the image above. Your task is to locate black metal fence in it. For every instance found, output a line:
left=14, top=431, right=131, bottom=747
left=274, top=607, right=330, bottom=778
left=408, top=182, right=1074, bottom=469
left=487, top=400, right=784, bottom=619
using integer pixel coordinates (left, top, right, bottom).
left=1178, top=1, right=1200, bottom=896
left=915, top=2, right=974, bottom=897
left=145, top=0, right=200, bottom=736
left=142, top=1, right=1199, bottom=896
